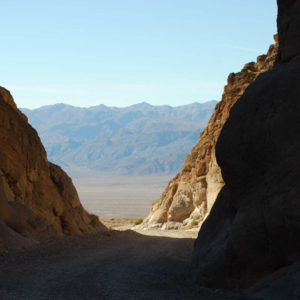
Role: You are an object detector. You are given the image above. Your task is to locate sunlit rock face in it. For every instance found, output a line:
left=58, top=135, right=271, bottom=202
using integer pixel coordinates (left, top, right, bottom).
left=192, top=0, right=300, bottom=290
left=0, top=87, right=106, bottom=252
left=142, top=38, right=278, bottom=231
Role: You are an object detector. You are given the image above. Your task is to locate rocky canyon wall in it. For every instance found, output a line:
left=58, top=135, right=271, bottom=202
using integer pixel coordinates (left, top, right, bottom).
left=142, top=37, right=278, bottom=230
left=192, top=0, right=300, bottom=290
left=0, top=87, right=106, bottom=252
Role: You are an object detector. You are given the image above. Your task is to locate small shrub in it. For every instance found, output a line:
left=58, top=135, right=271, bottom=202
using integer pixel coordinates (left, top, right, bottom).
left=190, top=220, right=199, bottom=226
left=133, top=217, right=143, bottom=225
left=184, top=220, right=199, bottom=230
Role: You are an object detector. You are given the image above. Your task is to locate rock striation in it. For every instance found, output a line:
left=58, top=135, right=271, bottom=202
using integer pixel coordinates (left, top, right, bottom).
left=0, top=87, right=106, bottom=252
left=142, top=37, right=278, bottom=230
left=192, top=0, right=300, bottom=290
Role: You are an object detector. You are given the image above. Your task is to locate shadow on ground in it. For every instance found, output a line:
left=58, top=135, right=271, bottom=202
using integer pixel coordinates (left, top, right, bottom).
left=0, top=230, right=249, bottom=300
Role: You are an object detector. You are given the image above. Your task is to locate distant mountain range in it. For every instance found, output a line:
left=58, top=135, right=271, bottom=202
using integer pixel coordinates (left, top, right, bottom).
left=21, top=101, right=217, bottom=175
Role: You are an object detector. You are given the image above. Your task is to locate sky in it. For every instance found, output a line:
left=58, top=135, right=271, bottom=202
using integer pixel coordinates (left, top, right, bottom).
left=0, top=0, right=277, bottom=109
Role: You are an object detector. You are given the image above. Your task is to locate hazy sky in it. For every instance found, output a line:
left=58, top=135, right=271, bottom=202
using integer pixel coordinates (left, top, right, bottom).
left=1, top=1, right=277, bottom=109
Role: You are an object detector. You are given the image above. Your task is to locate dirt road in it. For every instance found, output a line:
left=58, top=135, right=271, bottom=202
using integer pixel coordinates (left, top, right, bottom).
left=0, top=229, right=249, bottom=300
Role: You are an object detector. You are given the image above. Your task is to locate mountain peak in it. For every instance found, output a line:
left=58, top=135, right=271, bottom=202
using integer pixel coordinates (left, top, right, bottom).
left=129, top=102, right=153, bottom=108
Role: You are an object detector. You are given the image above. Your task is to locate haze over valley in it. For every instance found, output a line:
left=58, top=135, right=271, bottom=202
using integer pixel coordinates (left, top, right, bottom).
left=22, top=101, right=216, bottom=175
left=22, top=101, right=216, bottom=217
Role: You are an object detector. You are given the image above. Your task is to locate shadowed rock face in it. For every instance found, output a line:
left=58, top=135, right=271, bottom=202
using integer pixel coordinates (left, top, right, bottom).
left=142, top=38, right=278, bottom=230
left=192, top=0, right=300, bottom=289
left=0, top=87, right=106, bottom=251
left=277, top=0, right=300, bottom=63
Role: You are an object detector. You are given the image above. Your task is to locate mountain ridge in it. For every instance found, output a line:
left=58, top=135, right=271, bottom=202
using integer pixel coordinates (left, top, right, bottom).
left=22, top=100, right=216, bottom=111
left=21, top=101, right=217, bottom=175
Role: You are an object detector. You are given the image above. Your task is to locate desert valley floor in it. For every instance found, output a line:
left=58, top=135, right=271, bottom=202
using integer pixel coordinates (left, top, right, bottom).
left=72, top=174, right=173, bottom=218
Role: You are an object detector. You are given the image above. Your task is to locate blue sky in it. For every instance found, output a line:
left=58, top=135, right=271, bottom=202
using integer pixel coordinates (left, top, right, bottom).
left=0, top=1, right=277, bottom=108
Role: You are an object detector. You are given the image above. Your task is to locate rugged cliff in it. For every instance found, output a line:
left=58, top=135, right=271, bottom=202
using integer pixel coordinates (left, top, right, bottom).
left=142, top=37, right=278, bottom=230
left=192, top=0, right=300, bottom=293
left=0, top=87, right=106, bottom=252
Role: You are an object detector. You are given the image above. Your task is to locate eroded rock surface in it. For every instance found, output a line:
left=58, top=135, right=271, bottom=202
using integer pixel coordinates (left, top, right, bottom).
left=192, top=0, right=300, bottom=291
left=142, top=37, right=278, bottom=230
left=0, top=87, right=106, bottom=252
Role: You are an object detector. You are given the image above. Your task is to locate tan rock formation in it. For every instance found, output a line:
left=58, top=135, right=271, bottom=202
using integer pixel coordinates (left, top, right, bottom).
left=192, top=0, right=300, bottom=290
left=0, top=87, right=106, bottom=252
left=143, top=37, right=278, bottom=229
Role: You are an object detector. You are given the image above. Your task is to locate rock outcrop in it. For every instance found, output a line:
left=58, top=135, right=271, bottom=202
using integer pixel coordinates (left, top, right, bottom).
left=142, top=37, right=278, bottom=230
left=0, top=87, right=106, bottom=252
left=192, top=0, right=300, bottom=290
left=277, top=0, right=300, bottom=63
